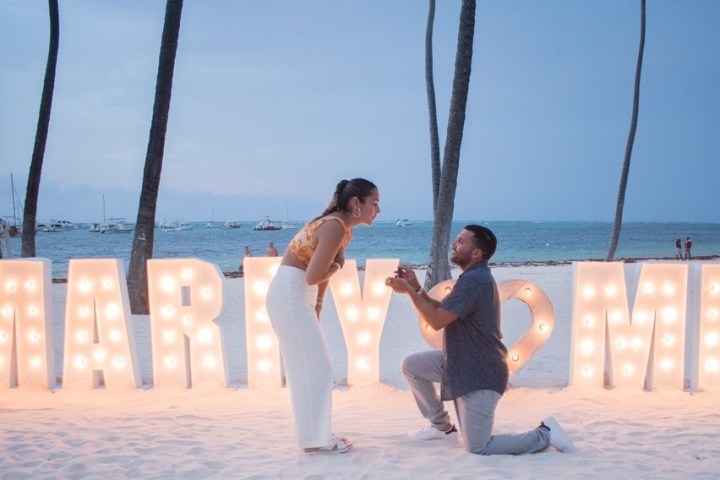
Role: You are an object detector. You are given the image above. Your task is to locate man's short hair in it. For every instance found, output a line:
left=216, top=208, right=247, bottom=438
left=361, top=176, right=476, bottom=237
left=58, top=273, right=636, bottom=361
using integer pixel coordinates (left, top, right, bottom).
left=464, top=224, right=497, bottom=260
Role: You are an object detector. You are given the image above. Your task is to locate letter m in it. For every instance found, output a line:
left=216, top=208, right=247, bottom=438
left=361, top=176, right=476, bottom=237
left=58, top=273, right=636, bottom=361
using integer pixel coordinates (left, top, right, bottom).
left=570, top=262, right=688, bottom=390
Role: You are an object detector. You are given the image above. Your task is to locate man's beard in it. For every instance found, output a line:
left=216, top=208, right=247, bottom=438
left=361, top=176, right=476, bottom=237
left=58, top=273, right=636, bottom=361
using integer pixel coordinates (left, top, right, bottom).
left=450, top=251, right=468, bottom=269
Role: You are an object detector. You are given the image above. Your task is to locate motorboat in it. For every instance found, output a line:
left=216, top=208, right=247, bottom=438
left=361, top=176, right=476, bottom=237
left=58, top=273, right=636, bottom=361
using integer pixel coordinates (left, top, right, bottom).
left=49, top=219, right=76, bottom=230
left=36, top=222, right=57, bottom=232
left=89, top=195, right=132, bottom=233
left=37, top=219, right=75, bottom=232
left=253, top=217, right=283, bottom=231
left=223, top=221, right=242, bottom=229
left=89, top=218, right=132, bottom=234
left=103, top=219, right=133, bottom=233
left=395, top=219, right=412, bottom=227
left=160, top=219, right=192, bottom=231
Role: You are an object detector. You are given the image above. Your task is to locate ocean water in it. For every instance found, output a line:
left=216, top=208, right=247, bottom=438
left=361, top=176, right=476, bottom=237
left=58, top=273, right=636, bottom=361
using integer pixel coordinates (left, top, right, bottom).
left=2, top=221, right=719, bottom=279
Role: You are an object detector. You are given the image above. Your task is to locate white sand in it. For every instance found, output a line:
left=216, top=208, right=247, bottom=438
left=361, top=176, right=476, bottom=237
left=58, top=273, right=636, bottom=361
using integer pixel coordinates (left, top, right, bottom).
left=1, top=264, right=718, bottom=479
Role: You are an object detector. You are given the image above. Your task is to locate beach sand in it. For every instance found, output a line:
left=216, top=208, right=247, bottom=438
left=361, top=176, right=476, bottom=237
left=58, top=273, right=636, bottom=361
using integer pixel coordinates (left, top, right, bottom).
left=1, top=264, right=718, bottom=479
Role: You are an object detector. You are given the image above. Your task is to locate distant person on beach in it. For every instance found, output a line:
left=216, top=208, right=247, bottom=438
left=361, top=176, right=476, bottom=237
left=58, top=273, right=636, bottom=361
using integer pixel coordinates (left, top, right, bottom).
left=676, top=238, right=683, bottom=260
left=685, top=237, right=693, bottom=260
left=386, top=225, right=575, bottom=455
left=265, top=241, right=279, bottom=257
left=266, top=178, right=380, bottom=454
left=238, top=246, right=253, bottom=275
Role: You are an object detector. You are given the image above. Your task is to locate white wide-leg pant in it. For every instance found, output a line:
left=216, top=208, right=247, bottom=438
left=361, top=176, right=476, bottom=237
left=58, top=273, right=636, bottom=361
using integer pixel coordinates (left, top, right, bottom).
left=266, top=265, right=333, bottom=449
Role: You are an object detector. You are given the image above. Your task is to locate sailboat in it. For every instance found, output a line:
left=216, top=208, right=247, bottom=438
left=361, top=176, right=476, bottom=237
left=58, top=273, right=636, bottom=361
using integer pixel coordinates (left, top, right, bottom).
left=89, top=195, right=132, bottom=234
left=5, top=173, right=22, bottom=236
left=205, top=208, right=220, bottom=228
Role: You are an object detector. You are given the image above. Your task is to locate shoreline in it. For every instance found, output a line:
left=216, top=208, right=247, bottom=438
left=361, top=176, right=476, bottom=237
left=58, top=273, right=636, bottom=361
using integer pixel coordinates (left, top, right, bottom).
left=46, top=254, right=720, bottom=283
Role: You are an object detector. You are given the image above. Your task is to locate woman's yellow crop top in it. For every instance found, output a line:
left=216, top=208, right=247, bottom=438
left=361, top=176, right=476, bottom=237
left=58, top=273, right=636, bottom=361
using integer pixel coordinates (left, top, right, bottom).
left=289, top=216, right=352, bottom=266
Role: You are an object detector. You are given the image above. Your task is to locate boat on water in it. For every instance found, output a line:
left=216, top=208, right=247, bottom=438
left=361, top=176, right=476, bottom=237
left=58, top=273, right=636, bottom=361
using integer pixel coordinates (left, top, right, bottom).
left=49, top=219, right=76, bottom=230
left=223, top=221, right=242, bottom=229
left=395, top=219, right=412, bottom=227
left=160, top=219, right=192, bottom=231
left=36, top=222, right=58, bottom=232
left=89, top=218, right=133, bottom=234
left=5, top=173, right=22, bottom=236
left=36, top=220, right=75, bottom=232
left=89, top=195, right=132, bottom=233
left=253, top=217, right=283, bottom=231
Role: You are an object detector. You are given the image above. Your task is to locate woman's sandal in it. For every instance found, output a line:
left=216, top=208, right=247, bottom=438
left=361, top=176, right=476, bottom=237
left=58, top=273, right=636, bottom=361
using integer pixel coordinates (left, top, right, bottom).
left=303, top=435, right=353, bottom=454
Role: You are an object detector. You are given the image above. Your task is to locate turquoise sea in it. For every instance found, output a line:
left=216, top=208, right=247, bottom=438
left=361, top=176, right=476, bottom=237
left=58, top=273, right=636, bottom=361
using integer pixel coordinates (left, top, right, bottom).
left=2, top=220, right=719, bottom=279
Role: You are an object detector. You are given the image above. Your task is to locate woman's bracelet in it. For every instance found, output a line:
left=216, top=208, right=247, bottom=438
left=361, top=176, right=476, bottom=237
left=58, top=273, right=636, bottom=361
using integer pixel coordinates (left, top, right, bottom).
left=316, top=298, right=323, bottom=306
left=415, top=285, right=424, bottom=295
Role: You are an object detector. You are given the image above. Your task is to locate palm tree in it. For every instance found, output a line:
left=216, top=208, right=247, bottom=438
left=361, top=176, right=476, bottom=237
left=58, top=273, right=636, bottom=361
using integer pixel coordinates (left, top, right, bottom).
left=425, top=0, right=441, bottom=212
left=607, top=0, right=646, bottom=261
left=127, top=0, right=184, bottom=313
left=21, top=0, right=59, bottom=257
left=425, top=0, right=476, bottom=288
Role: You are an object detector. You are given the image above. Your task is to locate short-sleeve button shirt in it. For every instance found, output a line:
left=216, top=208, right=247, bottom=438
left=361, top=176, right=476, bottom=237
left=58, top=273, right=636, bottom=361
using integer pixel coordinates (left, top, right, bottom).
left=439, top=261, right=508, bottom=400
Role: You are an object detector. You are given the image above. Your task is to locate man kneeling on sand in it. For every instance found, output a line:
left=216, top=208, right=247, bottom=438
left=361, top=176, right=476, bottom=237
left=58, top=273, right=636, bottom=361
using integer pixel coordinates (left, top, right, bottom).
left=386, top=225, right=575, bottom=455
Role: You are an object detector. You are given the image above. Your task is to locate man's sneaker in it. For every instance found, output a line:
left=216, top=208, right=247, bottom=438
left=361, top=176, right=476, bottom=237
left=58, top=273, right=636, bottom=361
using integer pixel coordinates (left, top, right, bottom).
left=540, top=416, right=576, bottom=453
left=408, top=424, right=458, bottom=441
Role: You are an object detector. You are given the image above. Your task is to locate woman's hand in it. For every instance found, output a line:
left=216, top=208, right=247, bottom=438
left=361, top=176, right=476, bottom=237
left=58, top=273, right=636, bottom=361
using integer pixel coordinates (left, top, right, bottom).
left=333, top=249, right=345, bottom=269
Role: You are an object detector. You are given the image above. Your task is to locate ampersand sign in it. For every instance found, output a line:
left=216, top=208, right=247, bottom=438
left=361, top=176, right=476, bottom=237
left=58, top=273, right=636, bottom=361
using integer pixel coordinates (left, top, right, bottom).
left=418, top=279, right=554, bottom=374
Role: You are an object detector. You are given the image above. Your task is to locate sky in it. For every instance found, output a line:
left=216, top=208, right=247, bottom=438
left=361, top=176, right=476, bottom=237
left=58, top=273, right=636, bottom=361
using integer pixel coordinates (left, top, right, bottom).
left=1, top=1, right=719, bottom=225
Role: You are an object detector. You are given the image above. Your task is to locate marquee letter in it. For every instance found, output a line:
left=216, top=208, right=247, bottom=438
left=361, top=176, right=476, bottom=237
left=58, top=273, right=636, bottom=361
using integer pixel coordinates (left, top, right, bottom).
left=692, top=264, right=720, bottom=392
left=570, top=262, right=688, bottom=390
left=329, top=259, right=398, bottom=385
left=418, top=279, right=554, bottom=374
left=62, top=259, right=141, bottom=388
left=148, top=259, right=227, bottom=388
left=0, top=258, right=54, bottom=388
left=243, top=257, right=283, bottom=388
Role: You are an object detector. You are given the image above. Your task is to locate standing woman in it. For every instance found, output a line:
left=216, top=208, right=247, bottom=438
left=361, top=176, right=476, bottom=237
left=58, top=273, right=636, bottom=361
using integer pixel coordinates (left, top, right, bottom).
left=266, top=178, right=380, bottom=454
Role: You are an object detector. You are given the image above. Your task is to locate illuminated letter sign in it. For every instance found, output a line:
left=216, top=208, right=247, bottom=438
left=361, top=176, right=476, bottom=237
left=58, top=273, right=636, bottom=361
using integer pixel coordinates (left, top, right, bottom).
left=329, top=259, right=398, bottom=385
left=692, top=264, right=720, bottom=392
left=62, top=259, right=141, bottom=388
left=147, top=259, right=227, bottom=388
left=419, top=279, right=554, bottom=374
left=243, top=257, right=283, bottom=388
left=570, top=262, right=688, bottom=390
left=0, top=258, right=55, bottom=388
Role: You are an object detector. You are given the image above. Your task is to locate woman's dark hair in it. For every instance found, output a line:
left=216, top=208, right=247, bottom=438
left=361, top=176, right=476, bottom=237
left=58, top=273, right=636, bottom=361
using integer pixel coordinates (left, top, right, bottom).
left=464, top=224, right=497, bottom=260
left=317, top=178, right=377, bottom=218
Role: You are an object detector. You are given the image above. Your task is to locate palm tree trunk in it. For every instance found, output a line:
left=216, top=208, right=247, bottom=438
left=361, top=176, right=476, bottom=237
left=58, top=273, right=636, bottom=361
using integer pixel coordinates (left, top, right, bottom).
left=425, top=0, right=441, bottom=212
left=21, top=0, right=59, bottom=258
left=607, top=0, right=645, bottom=261
left=127, top=0, right=184, bottom=313
left=426, top=0, right=476, bottom=288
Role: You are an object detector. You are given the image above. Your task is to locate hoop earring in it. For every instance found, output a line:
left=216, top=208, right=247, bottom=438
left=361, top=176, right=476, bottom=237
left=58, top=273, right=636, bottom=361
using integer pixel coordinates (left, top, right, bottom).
left=353, top=207, right=361, bottom=218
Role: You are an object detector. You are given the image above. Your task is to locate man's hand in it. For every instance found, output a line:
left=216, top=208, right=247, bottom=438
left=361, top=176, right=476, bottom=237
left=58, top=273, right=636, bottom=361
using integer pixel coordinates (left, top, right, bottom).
left=386, top=265, right=422, bottom=295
